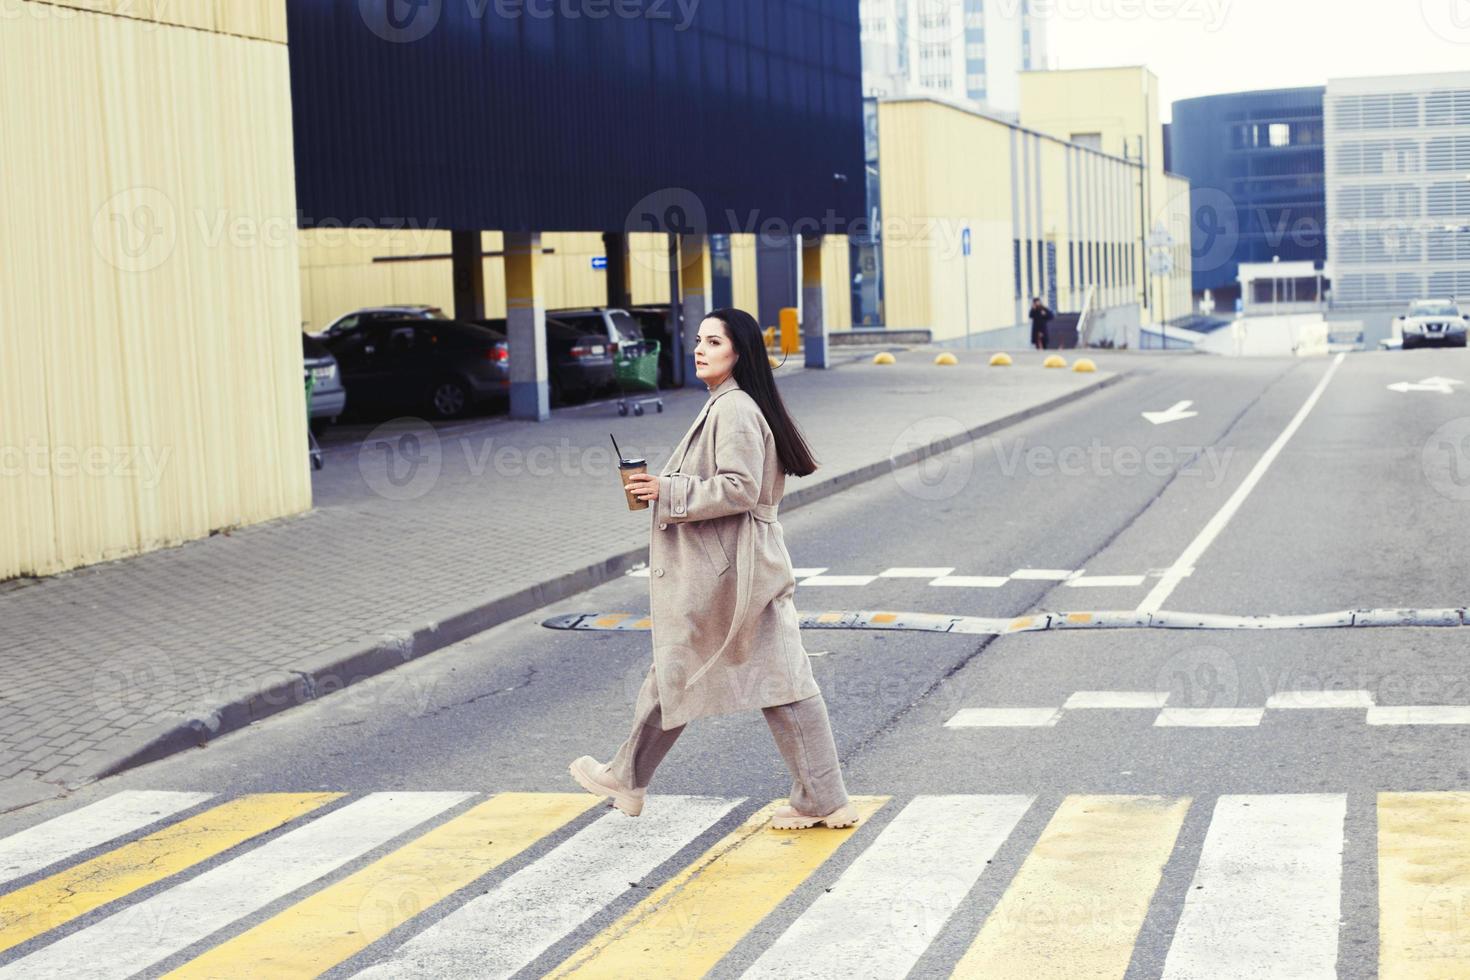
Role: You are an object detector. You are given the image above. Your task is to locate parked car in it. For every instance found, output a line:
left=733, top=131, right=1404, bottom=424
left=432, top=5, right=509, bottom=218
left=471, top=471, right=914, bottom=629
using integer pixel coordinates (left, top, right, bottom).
left=320, top=317, right=509, bottom=420
left=627, top=304, right=676, bottom=387
left=303, top=333, right=346, bottom=431
left=1398, top=299, right=1468, bottom=349
left=312, top=305, right=448, bottom=339
left=552, top=308, right=645, bottom=358
left=475, top=316, right=616, bottom=405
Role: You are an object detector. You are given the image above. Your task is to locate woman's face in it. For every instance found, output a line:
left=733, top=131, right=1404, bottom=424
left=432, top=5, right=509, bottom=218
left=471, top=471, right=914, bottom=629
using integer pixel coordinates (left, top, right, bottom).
left=694, top=317, right=738, bottom=388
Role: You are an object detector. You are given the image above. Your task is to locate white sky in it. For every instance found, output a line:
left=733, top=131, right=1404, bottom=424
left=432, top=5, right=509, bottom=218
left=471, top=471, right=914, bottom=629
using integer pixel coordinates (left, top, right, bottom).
left=1043, top=0, right=1470, bottom=120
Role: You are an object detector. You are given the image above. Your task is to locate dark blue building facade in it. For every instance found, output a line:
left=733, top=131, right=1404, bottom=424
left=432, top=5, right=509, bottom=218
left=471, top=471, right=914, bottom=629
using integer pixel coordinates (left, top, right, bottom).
left=1169, top=87, right=1326, bottom=301
left=286, top=0, right=866, bottom=234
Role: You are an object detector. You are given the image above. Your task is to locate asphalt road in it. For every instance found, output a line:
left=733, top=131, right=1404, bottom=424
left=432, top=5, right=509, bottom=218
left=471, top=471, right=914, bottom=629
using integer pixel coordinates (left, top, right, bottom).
left=2, top=348, right=1468, bottom=979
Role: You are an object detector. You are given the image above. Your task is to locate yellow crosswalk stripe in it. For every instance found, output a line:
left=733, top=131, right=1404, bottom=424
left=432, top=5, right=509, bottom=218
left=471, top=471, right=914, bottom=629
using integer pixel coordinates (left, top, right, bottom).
left=0, top=793, right=340, bottom=954
left=1378, top=792, right=1470, bottom=978
left=164, top=793, right=599, bottom=979
left=549, top=796, right=890, bottom=979
left=951, top=794, right=1190, bottom=979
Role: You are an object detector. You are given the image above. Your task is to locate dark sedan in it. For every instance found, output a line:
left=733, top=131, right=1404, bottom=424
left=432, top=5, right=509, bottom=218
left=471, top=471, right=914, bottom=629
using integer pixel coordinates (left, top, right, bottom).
left=321, top=318, right=510, bottom=420
left=475, top=316, right=616, bottom=406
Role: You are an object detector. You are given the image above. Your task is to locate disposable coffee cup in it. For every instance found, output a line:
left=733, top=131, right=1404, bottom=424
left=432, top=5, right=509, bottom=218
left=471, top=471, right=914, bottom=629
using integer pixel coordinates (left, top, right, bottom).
left=620, top=457, right=649, bottom=511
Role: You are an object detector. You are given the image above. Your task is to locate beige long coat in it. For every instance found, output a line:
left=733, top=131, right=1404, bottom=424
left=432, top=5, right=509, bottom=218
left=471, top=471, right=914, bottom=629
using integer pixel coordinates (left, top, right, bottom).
left=647, top=374, right=820, bottom=729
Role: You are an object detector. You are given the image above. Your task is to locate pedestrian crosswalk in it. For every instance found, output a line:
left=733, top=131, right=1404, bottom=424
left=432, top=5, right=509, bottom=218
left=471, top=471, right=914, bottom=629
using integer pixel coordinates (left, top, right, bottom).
left=0, top=789, right=1466, bottom=977
left=626, top=565, right=1154, bottom=589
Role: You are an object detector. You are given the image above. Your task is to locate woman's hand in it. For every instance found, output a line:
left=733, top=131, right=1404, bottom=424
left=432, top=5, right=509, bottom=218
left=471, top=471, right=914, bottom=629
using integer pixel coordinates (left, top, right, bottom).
left=624, top=472, right=660, bottom=502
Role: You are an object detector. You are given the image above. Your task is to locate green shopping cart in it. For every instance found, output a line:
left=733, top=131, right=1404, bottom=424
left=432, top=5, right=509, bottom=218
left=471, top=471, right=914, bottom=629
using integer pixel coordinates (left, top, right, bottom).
left=305, top=371, right=324, bottom=471
left=615, top=338, right=664, bottom=417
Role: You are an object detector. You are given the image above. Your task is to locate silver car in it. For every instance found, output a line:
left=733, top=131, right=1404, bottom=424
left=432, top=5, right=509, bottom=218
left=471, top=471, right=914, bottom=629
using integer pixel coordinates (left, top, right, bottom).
left=1398, top=299, right=1468, bottom=349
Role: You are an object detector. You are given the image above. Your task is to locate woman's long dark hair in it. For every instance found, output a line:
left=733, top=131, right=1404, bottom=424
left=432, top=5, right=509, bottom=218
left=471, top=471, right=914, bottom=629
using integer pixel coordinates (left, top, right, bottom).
left=703, top=307, right=819, bottom=478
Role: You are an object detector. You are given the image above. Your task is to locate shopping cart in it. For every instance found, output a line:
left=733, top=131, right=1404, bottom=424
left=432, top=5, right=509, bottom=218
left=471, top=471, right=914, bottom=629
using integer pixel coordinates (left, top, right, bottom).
left=304, top=371, right=324, bottom=471
left=614, top=338, right=664, bottom=417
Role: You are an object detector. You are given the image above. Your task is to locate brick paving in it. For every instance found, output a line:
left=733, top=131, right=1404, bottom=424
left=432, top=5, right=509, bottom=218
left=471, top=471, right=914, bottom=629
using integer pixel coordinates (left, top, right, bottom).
left=0, top=350, right=1122, bottom=810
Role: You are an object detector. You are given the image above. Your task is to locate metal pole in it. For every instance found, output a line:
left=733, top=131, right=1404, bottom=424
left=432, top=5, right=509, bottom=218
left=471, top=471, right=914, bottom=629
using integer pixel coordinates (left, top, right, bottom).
left=668, top=233, right=684, bottom=388
left=963, top=251, right=972, bottom=349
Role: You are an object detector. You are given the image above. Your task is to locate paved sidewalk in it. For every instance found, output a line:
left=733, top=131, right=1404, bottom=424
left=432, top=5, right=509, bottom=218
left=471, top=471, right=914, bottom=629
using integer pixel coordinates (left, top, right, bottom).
left=0, top=349, right=1129, bottom=811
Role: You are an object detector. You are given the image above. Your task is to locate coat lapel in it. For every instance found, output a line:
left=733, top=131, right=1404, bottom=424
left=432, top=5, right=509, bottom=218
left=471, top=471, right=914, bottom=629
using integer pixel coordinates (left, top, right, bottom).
left=663, top=376, right=740, bottom=475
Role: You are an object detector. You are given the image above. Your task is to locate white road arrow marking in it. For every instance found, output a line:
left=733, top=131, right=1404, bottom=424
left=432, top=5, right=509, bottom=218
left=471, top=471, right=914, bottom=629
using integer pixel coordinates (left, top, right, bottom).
left=1142, top=400, right=1198, bottom=425
left=1387, top=376, right=1464, bottom=394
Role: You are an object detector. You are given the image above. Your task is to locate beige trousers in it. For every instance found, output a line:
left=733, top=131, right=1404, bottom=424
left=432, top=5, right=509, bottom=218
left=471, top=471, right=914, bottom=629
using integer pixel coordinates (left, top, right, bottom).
left=608, top=664, right=852, bottom=817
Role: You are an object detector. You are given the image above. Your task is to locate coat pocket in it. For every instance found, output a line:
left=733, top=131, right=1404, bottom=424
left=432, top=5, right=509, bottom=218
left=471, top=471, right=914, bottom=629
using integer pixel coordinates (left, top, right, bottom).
left=693, top=522, right=731, bottom=575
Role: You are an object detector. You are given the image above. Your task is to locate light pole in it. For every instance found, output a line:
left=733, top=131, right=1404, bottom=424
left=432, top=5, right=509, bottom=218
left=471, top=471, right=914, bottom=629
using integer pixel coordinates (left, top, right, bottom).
left=1272, top=254, right=1280, bottom=315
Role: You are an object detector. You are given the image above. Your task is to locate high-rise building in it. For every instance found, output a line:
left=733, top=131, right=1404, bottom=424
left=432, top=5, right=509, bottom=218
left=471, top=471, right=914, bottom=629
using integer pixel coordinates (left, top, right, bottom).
left=859, top=0, right=1047, bottom=117
left=1325, top=71, right=1470, bottom=309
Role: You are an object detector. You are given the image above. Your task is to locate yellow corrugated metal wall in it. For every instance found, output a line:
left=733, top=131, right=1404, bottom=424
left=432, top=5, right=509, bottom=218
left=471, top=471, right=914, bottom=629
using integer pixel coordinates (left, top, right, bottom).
left=0, top=0, right=305, bottom=580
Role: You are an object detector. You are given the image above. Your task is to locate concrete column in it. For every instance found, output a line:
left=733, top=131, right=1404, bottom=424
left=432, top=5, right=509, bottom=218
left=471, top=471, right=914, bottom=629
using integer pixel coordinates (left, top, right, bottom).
left=451, top=230, right=485, bottom=322
left=504, top=231, right=549, bottom=421
left=679, top=234, right=709, bottom=386
left=602, top=231, right=632, bottom=309
left=801, top=234, right=828, bottom=369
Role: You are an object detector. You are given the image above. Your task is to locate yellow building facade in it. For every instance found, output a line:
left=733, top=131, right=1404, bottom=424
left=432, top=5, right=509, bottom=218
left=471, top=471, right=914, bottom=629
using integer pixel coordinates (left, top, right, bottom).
left=878, top=97, right=1155, bottom=343
left=1, top=0, right=307, bottom=579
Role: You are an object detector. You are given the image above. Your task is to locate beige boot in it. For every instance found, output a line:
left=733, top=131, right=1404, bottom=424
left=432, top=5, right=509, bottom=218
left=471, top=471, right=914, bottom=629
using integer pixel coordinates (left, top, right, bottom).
left=569, top=756, right=645, bottom=816
left=769, top=800, right=861, bottom=830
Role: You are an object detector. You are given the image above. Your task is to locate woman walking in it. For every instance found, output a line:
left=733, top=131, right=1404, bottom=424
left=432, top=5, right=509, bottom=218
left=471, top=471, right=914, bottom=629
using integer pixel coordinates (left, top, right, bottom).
left=570, top=307, right=858, bottom=830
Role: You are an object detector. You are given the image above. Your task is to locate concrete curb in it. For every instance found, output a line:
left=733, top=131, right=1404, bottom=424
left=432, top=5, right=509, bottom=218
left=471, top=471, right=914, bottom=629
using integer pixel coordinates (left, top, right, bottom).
left=76, top=370, right=1131, bottom=790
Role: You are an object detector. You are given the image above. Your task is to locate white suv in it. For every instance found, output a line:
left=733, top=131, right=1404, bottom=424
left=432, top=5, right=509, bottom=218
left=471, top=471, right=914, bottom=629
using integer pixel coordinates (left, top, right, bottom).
left=1398, top=299, right=1468, bottom=350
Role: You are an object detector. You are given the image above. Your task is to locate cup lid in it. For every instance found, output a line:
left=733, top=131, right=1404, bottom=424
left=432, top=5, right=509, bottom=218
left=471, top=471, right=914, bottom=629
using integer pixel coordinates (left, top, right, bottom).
left=620, top=457, right=647, bottom=467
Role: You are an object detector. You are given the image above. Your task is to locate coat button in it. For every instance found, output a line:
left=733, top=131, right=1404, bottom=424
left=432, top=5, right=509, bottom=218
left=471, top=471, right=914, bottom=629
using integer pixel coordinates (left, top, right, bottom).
left=654, top=568, right=665, bottom=577
left=658, top=522, right=668, bottom=530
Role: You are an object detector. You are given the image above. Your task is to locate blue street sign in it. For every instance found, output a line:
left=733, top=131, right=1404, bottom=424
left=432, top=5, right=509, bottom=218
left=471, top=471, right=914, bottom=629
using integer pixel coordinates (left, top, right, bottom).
left=961, top=227, right=971, bottom=257
left=591, top=256, right=608, bottom=270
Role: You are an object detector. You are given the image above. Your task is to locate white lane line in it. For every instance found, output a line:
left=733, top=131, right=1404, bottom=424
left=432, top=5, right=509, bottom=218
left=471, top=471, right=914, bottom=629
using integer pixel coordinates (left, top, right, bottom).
left=350, top=795, right=741, bottom=979
left=944, top=708, right=1062, bottom=728
left=1137, top=352, right=1346, bottom=615
left=792, top=568, right=829, bottom=579
left=931, top=575, right=1010, bottom=588
left=1161, top=794, right=1345, bottom=979
left=1265, top=690, right=1375, bottom=709
left=1368, top=706, right=1470, bottom=725
left=1065, top=691, right=1171, bottom=709
left=1067, top=575, right=1148, bottom=588
left=799, top=575, right=879, bottom=587
left=1154, top=707, right=1264, bottom=728
left=0, top=792, right=473, bottom=980
left=0, top=791, right=213, bottom=888
left=741, top=795, right=1033, bottom=980
left=1010, top=569, right=1078, bottom=581
left=879, top=567, right=957, bottom=578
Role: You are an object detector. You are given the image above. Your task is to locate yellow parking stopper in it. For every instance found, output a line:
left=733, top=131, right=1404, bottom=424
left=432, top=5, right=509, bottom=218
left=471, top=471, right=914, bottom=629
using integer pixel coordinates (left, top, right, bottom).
left=1043, top=354, right=1067, bottom=369
left=934, top=352, right=959, bottom=366
left=989, top=352, right=1013, bottom=367
left=873, top=351, right=896, bottom=365
left=1072, top=357, right=1097, bottom=373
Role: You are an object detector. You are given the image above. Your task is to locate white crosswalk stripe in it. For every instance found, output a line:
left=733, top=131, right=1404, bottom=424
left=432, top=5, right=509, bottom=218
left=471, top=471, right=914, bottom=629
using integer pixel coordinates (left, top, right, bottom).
left=0, top=792, right=470, bottom=980
left=1161, top=794, right=1346, bottom=979
left=4, top=788, right=1466, bottom=978
left=350, top=795, right=740, bottom=979
left=742, top=795, right=1032, bottom=980
left=0, top=790, right=211, bottom=887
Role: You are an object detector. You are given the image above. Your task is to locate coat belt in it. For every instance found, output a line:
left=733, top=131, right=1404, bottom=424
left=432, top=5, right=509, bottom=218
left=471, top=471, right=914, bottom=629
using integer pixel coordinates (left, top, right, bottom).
left=750, top=502, right=779, bottom=523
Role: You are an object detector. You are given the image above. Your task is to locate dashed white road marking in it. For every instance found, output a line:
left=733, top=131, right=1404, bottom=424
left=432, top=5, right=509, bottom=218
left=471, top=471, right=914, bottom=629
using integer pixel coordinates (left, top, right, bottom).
left=1067, top=575, right=1147, bottom=588
left=1010, top=569, right=1079, bottom=581
left=1154, top=708, right=1265, bottom=728
left=1138, top=352, right=1347, bottom=615
left=930, top=575, right=1010, bottom=588
left=1367, top=706, right=1470, bottom=725
left=1266, top=690, right=1375, bottom=709
left=944, top=708, right=1063, bottom=728
left=878, top=567, right=956, bottom=578
left=799, top=575, right=879, bottom=587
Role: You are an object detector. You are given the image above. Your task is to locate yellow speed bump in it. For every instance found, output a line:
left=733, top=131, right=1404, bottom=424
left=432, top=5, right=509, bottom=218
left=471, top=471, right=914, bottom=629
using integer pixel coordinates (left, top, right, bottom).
left=873, top=351, right=896, bottom=365
left=934, top=352, right=959, bottom=366
left=1072, top=358, right=1097, bottom=373
left=1043, top=354, right=1067, bottom=369
left=989, top=352, right=1013, bottom=367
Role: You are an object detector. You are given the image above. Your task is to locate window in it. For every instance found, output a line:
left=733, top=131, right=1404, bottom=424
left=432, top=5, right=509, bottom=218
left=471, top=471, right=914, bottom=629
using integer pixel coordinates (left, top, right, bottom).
left=1071, top=133, right=1102, bottom=151
left=1268, top=123, right=1291, bottom=147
